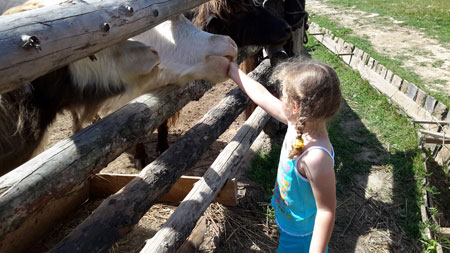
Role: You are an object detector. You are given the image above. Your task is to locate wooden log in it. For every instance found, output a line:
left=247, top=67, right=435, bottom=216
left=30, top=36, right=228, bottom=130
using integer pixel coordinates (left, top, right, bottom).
left=439, top=227, right=450, bottom=239
left=413, top=120, right=450, bottom=126
left=49, top=60, right=273, bottom=253
left=0, top=47, right=256, bottom=252
left=422, top=138, right=450, bottom=145
left=0, top=0, right=209, bottom=94
left=419, top=129, right=448, bottom=139
left=90, top=173, right=238, bottom=206
left=141, top=106, right=271, bottom=252
left=0, top=80, right=214, bottom=252
left=291, top=22, right=305, bottom=55
left=0, top=182, right=90, bottom=253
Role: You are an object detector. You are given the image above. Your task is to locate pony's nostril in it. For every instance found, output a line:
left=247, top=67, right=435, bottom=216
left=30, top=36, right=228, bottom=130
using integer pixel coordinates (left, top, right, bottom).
left=225, top=54, right=236, bottom=61
left=150, top=48, right=159, bottom=55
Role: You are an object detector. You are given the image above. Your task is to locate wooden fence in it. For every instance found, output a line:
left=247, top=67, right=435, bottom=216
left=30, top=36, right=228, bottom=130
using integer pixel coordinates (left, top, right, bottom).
left=0, top=0, right=307, bottom=251
left=0, top=0, right=209, bottom=94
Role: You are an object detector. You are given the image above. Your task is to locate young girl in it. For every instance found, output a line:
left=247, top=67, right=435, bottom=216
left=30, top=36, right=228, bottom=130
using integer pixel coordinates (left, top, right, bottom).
left=228, top=57, right=341, bottom=252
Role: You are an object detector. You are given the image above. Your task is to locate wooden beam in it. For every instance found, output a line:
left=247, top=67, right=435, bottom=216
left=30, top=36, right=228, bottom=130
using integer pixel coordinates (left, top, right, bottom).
left=413, top=120, right=450, bottom=126
left=422, top=138, right=450, bottom=144
left=439, top=227, right=450, bottom=238
left=291, top=21, right=305, bottom=55
left=49, top=60, right=274, bottom=252
left=0, top=182, right=90, bottom=253
left=141, top=106, right=271, bottom=252
left=0, top=0, right=209, bottom=94
left=177, top=216, right=207, bottom=253
left=89, top=173, right=136, bottom=198
left=420, top=129, right=448, bottom=139
left=90, top=173, right=238, bottom=206
left=0, top=80, right=214, bottom=251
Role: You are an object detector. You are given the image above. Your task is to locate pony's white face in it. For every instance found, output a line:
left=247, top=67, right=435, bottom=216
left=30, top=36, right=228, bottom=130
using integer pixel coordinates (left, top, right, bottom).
left=3, top=0, right=238, bottom=122
left=132, top=15, right=237, bottom=87
left=98, top=15, right=238, bottom=115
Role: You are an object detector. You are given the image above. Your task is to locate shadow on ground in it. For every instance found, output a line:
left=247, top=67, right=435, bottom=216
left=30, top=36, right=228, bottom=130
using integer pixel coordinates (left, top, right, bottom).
left=328, top=99, right=422, bottom=252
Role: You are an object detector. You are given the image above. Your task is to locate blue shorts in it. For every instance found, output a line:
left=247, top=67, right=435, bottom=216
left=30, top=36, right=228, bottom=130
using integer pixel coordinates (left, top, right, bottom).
left=277, top=228, right=328, bottom=253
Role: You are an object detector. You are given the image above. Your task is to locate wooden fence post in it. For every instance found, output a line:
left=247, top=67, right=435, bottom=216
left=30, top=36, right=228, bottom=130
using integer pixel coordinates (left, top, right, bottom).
left=0, top=0, right=209, bottom=94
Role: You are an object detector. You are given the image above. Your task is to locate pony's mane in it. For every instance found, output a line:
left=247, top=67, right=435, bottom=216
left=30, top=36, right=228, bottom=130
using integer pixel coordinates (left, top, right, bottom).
left=193, top=0, right=255, bottom=28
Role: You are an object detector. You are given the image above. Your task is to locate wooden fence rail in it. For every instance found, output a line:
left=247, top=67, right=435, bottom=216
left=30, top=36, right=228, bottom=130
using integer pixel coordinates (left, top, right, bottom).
left=49, top=60, right=273, bottom=252
left=142, top=106, right=271, bottom=252
left=0, top=0, right=209, bottom=94
left=0, top=79, right=213, bottom=252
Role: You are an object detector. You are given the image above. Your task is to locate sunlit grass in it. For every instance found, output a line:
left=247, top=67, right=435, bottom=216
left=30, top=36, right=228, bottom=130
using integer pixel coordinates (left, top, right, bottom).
left=309, top=14, right=450, bottom=108
left=326, top=0, right=450, bottom=44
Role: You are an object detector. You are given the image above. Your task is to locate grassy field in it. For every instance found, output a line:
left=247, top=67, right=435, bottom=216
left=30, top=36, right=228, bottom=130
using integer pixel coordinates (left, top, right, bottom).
left=308, top=14, right=450, bottom=109
left=326, top=0, right=450, bottom=44
left=248, top=36, right=428, bottom=250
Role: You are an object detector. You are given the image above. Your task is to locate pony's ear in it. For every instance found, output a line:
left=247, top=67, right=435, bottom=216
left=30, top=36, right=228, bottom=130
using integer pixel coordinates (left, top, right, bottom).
left=205, top=13, right=223, bottom=34
left=117, top=40, right=160, bottom=76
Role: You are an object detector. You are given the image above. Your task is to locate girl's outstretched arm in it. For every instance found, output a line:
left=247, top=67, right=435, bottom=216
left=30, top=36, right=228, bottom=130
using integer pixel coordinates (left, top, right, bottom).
left=228, top=62, right=288, bottom=124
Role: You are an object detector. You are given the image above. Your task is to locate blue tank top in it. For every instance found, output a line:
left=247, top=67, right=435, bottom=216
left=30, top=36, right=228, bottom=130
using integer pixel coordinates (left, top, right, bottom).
left=271, top=124, right=334, bottom=236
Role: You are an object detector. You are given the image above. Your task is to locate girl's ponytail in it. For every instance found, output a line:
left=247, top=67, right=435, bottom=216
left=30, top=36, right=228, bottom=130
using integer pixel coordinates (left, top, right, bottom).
left=289, top=116, right=307, bottom=159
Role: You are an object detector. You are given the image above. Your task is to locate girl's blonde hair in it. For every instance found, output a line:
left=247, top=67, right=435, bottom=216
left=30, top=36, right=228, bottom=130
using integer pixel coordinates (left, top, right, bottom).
left=272, top=57, right=342, bottom=159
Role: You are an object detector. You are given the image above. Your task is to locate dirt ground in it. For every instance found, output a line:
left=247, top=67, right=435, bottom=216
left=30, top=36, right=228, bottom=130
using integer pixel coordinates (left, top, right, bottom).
left=307, top=0, right=450, bottom=95
left=306, top=1, right=449, bottom=252
left=37, top=78, right=418, bottom=253
left=35, top=79, right=283, bottom=252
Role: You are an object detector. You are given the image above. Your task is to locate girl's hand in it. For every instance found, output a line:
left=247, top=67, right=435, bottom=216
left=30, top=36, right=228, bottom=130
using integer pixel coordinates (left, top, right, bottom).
left=228, top=61, right=240, bottom=83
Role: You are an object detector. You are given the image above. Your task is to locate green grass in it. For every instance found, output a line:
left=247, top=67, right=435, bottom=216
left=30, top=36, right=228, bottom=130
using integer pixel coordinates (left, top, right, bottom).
left=308, top=41, right=424, bottom=241
left=432, top=60, right=445, bottom=68
left=325, top=0, right=450, bottom=44
left=248, top=37, right=426, bottom=248
left=309, top=14, right=450, bottom=108
left=247, top=146, right=280, bottom=201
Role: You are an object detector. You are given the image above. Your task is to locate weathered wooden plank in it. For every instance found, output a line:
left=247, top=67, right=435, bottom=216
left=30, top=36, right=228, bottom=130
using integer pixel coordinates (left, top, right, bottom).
left=439, top=227, right=450, bottom=238
left=413, top=120, right=450, bottom=126
left=419, top=129, right=448, bottom=139
left=141, top=106, right=271, bottom=252
left=291, top=23, right=305, bottom=55
left=422, top=138, right=450, bottom=144
left=0, top=182, right=90, bottom=253
left=159, top=176, right=237, bottom=206
left=214, top=178, right=238, bottom=207
left=90, top=173, right=238, bottom=206
left=90, top=173, right=136, bottom=198
left=177, top=216, right=207, bottom=253
left=0, top=0, right=209, bottom=94
left=49, top=60, right=273, bottom=253
left=0, top=80, right=214, bottom=250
